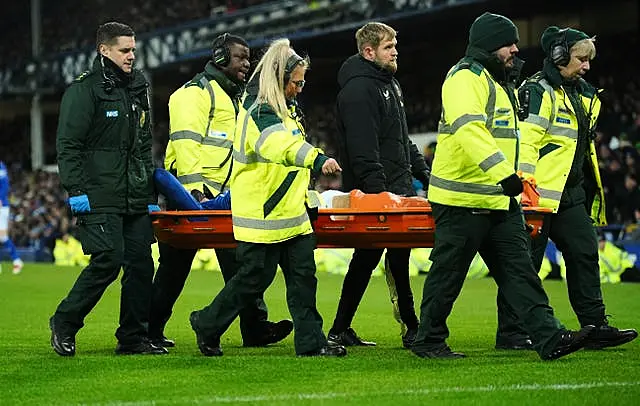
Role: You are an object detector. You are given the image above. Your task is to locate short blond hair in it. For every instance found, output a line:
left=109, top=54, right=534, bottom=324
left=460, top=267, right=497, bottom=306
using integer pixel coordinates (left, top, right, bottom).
left=355, top=22, right=396, bottom=54
left=570, top=37, right=597, bottom=60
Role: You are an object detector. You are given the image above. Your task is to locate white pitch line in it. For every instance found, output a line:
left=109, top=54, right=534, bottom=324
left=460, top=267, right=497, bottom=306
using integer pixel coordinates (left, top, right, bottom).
left=75, top=381, right=640, bottom=406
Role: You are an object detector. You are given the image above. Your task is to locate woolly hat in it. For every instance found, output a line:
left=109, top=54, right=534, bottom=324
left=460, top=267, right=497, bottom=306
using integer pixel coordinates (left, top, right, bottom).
left=540, top=26, right=590, bottom=56
left=468, top=12, right=519, bottom=52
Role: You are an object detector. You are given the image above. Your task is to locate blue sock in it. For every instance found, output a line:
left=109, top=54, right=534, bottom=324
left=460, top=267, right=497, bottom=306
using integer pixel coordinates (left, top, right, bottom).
left=3, top=239, right=19, bottom=261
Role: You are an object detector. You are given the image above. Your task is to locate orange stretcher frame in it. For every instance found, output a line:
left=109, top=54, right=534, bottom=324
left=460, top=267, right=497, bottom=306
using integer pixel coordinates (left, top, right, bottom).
left=151, top=206, right=551, bottom=249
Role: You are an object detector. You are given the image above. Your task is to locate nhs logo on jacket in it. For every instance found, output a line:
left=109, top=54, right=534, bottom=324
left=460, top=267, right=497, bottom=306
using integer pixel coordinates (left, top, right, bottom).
left=106, top=110, right=119, bottom=118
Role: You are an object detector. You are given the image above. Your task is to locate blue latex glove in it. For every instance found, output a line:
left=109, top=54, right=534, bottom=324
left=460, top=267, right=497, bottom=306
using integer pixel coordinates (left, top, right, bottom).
left=69, top=194, right=91, bottom=214
left=148, top=204, right=161, bottom=213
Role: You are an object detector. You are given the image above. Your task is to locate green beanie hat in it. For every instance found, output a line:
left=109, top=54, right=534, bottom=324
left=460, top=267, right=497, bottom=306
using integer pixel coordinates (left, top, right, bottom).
left=469, top=12, right=519, bottom=52
left=540, top=26, right=590, bottom=56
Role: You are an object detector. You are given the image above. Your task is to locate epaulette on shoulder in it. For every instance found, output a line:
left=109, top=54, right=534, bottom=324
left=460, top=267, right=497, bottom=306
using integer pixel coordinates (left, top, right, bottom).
left=521, top=72, right=546, bottom=93
left=73, top=70, right=91, bottom=83
left=184, top=73, right=206, bottom=90
left=449, top=60, right=483, bottom=78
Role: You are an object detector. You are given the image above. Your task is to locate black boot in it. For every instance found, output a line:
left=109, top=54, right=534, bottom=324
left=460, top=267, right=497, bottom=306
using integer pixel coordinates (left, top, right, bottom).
left=190, top=312, right=223, bottom=356
left=543, top=325, right=595, bottom=360
left=243, top=320, right=294, bottom=347
left=327, top=327, right=376, bottom=346
left=585, top=319, right=638, bottom=350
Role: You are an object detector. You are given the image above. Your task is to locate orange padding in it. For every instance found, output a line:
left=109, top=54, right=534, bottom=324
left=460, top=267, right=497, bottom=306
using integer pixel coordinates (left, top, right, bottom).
left=335, top=189, right=430, bottom=210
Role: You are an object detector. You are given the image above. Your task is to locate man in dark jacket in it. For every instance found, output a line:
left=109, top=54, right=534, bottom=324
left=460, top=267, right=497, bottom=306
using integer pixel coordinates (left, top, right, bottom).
left=50, top=22, right=166, bottom=356
left=329, top=22, right=431, bottom=348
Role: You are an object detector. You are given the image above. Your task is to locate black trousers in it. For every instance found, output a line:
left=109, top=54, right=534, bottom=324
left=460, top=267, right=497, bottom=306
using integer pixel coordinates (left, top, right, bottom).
left=193, top=234, right=326, bottom=355
left=52, top=213, right=155, bottom=345
left=149, top=242, right=268, bottom=340
left=331, top=248, right=419, bottom=334
left=497, top=203, right=606, bottom=337
left=413, top=201, right=566, bottom=358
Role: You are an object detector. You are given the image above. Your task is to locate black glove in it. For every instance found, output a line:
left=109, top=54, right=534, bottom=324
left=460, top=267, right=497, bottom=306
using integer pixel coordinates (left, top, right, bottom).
left=499, top=173, right=523, bottom=197
left=415, top=169, right=431, bottom=191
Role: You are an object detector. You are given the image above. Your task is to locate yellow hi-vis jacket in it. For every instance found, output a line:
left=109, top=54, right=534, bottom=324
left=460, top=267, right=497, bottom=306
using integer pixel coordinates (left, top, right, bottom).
left=231, top=97, right=325, bottom=243
left=518, top=73, right=606, bottom=225
left=428, top=59, right=519, bottom=210
left=164, top=62, right=238, bottom=195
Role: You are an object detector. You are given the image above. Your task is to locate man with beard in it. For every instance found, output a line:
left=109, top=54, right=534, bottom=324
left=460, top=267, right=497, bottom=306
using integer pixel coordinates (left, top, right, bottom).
left=411, top=13, right=595, bottom=360
left=330, top=22, right=431, bottom=349
left=497, top=26, right=637, bottom=350
left=149, top=33, right=293, bottom=349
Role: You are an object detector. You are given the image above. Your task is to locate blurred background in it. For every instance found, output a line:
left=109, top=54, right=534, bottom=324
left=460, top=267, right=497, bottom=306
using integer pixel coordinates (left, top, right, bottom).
left=0, top=0, right=638, bottom=277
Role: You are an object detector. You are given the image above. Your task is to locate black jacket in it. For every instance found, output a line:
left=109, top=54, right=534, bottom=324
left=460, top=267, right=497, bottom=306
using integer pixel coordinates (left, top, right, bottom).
left=56, top=55, right=154, bottom=214
left=335, top=54, right=430, bottom=195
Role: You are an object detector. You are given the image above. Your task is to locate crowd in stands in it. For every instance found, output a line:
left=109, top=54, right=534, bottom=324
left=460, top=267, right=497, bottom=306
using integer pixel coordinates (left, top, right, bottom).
left=0, top=4, right=638, bottom=259
left=0, top=0, right=276, bottom=65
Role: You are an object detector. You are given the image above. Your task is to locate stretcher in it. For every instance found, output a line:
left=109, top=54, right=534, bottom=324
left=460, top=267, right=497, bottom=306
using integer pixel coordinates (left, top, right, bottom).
left=151, top=191, right=551, bottom=249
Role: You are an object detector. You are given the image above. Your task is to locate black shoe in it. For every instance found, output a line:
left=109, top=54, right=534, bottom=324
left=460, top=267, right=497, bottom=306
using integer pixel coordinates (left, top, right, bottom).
left=299, top=343, right=347, bottom=357
left=413, top=345, right=465, bottom=359
left=189, top=311, right=223, bottom=356
left=327, top=327, right=376, bottom=347
left=115, top=341, right=169, bottom=355
left=49, top=317, right=75, bottom=357
left=584, top=323, right=638, bottom=350
left=402, top=328, right=418, bottom=349
left=495, top=336, right=534, bottom=350
left=543, top=325, right=595, bottom=360
left=243, top=319, right=294, bottom=347
left=150, top=335, right=176, bottom=348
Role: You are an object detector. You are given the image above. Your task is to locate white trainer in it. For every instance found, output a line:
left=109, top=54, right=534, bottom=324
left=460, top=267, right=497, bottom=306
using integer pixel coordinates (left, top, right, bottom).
left=12, top=258, right=23, bottom=275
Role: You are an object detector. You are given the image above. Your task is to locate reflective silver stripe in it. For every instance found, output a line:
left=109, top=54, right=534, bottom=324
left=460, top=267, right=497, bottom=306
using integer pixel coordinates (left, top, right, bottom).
left=548, top=125, right=578, bottom=139
left=430, top=174, right=503, bottom=195
left=538, top=187, right=562, bottom=201
left=233, top=149, right=270, bottom=165
left=439, top=114, right=486, bottom=134
left=255, top=123, right=287, bottom=156
left=485, top=75, right=496, bottom=128
left=204, top=177, right=229, bottom=193
left=539, top=79, right=556, bottom=125
left=170, top=130, right=202, bottom=143
left=519, top=163, right=536, bottom=174
left=176, top=173, right=228, bottom=192
left=237, top=102, right=258, bottom=161
left=202, top=137, right=233, bottom=148
left=200, top=77, right=216, bottom=136
left=492, top=127, right=518, bottom=139
left=295, top=142, right=314, bottom=167
left=177, top=173, right=204, bottom=185
left=478, top=151, right=506, bottom=172
left=232, top=211, right=309, bottom=230
left=524, top=114, right=550, bottom=129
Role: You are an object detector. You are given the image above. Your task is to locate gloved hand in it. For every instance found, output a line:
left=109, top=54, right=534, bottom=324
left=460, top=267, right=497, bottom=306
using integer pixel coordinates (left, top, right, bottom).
left=148, top=204, right=161, bottom=213
left=415, top=170, right=430, bottom=191
left=499, top=173, right=523, bottom=197
left=69, top=194, right=91, bottom=214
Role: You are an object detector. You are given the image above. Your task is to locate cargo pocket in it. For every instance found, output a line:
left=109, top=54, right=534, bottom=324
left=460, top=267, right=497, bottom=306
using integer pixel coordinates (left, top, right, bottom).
left=76, top=214, right=114, bottom=255
left=429, top=233, right=467, bottom=271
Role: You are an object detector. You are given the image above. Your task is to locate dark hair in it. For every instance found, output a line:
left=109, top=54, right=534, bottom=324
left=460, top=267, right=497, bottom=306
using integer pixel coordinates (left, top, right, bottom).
left=212, top=33, right=248, bottom=51
left=96, top=22, right=135, bottom=51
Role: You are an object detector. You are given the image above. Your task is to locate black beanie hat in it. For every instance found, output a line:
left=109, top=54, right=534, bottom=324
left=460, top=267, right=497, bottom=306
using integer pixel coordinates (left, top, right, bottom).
left=540, top=26, right=590, bottom=56
left=469, top=12, right=519, bottom=52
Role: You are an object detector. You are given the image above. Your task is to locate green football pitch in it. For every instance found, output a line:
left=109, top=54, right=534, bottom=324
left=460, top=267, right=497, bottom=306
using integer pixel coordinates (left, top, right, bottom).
left=1, top=262, right=639, bottom=405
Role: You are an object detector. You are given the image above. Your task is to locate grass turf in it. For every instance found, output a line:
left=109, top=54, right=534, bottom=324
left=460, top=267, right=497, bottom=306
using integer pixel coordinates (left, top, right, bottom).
left=0, top=262, right=639, bottom=405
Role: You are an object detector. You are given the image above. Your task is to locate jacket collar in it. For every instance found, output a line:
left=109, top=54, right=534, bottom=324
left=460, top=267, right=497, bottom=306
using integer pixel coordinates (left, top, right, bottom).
left=92, top=54, right=147, bottom=92
left=204, top=61, right=243, bottom=99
